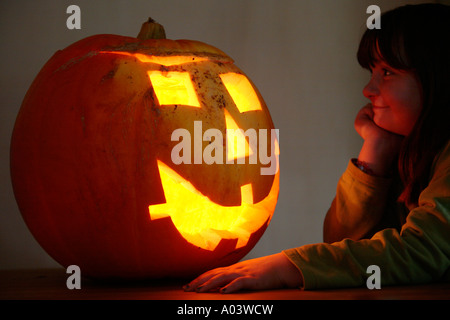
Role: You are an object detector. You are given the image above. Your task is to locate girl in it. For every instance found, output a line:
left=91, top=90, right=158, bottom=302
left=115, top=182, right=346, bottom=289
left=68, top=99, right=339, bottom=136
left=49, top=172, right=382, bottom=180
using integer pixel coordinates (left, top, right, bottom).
left=184, top=3, right=450, bottom=293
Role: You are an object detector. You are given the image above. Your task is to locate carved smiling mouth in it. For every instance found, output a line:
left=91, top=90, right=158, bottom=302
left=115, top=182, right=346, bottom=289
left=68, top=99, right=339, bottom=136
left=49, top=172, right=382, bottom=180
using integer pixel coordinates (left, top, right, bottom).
left=148, top=160, right=279, bottom=251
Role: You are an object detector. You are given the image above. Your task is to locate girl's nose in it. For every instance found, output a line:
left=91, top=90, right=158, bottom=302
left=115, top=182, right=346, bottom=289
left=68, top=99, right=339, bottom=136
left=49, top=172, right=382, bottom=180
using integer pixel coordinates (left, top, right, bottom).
left=363, top=76, right=380, bottom=99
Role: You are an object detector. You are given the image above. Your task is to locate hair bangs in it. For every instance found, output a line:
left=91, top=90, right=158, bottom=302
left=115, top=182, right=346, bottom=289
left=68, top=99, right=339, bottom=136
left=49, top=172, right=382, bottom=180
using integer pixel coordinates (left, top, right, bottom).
left=357, top=9, right=413, bottom=72
left=357, top=29, right=381, bottom=70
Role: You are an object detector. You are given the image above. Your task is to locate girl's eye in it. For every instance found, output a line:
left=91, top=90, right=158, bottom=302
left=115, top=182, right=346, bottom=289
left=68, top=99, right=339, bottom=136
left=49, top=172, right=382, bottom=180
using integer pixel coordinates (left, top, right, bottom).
left=383, top=69, right=394, bottom=76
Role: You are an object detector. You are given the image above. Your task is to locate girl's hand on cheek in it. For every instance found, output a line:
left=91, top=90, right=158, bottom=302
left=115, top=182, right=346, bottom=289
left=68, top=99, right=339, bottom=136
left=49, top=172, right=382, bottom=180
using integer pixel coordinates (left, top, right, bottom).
left=183, top=253, right=303, bottom=294
left=354, top=104, right=401, bottom=143
left=354, top=104, right=404, bottom=176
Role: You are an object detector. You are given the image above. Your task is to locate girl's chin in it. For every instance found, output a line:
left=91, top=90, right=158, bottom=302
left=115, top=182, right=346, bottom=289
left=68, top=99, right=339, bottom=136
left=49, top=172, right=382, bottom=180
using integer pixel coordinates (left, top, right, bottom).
left=373, top=119, right=404, bottom=136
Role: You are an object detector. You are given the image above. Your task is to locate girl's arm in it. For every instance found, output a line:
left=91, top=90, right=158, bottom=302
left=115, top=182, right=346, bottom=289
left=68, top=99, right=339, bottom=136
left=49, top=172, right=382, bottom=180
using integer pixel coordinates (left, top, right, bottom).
left=323, top=104, right=404, bottom=243
left=285, top=144, right=450, bottom=289
left=322, top=160, right=394, bottom=243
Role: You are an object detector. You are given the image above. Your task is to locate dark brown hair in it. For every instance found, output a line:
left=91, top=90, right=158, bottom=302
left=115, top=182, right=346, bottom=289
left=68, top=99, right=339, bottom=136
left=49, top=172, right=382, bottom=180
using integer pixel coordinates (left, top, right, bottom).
left=357, top=4, right=450, bottom=207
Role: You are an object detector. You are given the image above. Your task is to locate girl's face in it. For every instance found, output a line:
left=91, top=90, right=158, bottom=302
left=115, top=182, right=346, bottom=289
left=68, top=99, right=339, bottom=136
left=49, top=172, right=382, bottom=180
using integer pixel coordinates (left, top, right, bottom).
left=363, top=60, right=423, bottom=136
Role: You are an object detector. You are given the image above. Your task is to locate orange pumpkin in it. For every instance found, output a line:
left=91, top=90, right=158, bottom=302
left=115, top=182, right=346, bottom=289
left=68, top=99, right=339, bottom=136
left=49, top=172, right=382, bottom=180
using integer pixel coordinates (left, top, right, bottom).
left=10, top=19, right=279, bottom=279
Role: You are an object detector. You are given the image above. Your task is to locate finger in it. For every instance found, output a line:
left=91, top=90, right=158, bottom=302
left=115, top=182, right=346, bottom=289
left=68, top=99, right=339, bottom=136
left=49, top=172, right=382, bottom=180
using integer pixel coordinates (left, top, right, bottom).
left=356, top=104, right=374, bottom=121
left=183, top=268, right=224, bottom=292
left=195, top=272, right=241, bottom=293
left=220, top=276, right=256, bottom=294
left=354, top=105, right=376, bottom=137
left=363, top=102, right=374, bottom=112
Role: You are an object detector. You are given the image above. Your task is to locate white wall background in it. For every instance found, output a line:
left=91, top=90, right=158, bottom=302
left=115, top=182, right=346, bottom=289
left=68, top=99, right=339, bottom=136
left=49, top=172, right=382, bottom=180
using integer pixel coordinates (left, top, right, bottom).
left=0, top=0, right=434, bottom=270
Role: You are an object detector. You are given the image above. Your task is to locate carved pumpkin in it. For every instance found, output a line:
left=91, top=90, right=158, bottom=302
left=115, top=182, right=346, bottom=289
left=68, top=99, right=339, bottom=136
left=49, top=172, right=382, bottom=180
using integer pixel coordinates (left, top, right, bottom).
left=10, top=19, right=279, bottom=279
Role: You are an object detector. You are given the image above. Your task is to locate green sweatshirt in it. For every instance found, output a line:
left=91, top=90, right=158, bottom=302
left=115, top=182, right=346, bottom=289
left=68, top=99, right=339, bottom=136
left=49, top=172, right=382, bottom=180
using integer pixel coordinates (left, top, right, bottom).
left=283, top=141, right=450, bottom=290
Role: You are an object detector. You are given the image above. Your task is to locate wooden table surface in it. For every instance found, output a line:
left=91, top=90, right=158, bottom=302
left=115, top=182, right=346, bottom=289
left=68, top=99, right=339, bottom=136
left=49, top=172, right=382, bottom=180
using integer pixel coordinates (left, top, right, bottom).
left=1, top=268, right=450, bottom=301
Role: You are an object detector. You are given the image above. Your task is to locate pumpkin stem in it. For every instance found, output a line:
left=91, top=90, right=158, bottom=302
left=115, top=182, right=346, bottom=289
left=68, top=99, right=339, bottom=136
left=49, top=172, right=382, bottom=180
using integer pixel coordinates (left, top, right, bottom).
left=137, top=18, right=166, bottom=40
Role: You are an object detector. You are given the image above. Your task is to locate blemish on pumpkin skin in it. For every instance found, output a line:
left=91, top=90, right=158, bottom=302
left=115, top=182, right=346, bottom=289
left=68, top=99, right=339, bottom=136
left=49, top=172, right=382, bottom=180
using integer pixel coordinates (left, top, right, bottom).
left=55, top=51, right=98, bottom=72
left=101, top=65, right=119, bottom=83
left=159, top=65, right=169, bottom=73
left=81, top=116, right=86, bottom=133
left=211, top=94, right=226, bottom=109
left=144, top=88, right=160, bottom=116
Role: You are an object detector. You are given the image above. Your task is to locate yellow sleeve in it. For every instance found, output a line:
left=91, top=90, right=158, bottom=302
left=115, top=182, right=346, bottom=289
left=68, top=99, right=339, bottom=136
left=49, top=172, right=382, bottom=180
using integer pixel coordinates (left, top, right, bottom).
left=284, top=143, right=450, bottom=290
left=323, top=159, right=395, bottom=243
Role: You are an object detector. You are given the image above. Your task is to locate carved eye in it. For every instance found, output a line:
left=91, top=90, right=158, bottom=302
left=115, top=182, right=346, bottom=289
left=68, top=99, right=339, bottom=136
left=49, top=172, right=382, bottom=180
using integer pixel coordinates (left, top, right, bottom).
left=148, top=71, right=201, bottom=107
left=220, top=73, right=262, bottom=113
